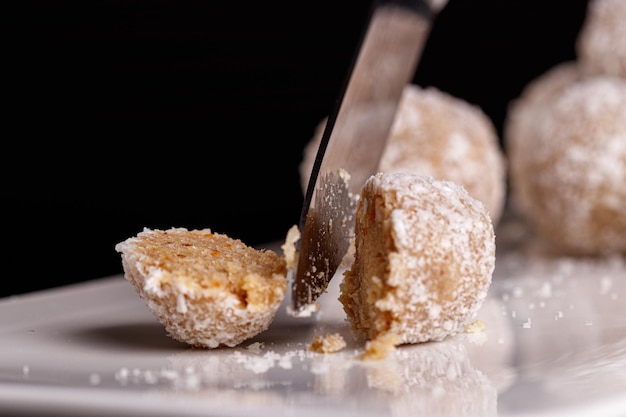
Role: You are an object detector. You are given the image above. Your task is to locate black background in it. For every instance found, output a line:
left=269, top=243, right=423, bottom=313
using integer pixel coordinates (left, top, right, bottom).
left=4, top=0, right=589, bottom=297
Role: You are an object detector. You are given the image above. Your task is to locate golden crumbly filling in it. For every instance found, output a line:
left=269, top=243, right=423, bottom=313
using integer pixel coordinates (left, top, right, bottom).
left=359, top=332, right=401, bottom=361
left=128, top=228, right=286, bottom=306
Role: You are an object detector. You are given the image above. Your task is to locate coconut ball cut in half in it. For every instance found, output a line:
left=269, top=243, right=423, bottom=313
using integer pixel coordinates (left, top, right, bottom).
left=339, top=173, right=496, bottom=348
left=115, top=227, right=291, bottom=348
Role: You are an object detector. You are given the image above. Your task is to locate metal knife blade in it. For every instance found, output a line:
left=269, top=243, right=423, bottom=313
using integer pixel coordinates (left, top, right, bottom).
left=289, top=0, right=445, bottom=316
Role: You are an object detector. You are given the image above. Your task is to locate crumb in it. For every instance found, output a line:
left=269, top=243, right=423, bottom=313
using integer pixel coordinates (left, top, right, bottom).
left=464, top=320, right=487, bottom=333
left=281, top=225, right=300, bottom=269
left=309, top=333, right=347, bottom=353
left=464, top=320, right=488, bottom=345
left=359, top=333, right=401, bottom=361
left=286, top=301, right=320, bottom=318
left=246, top=342, right=264, bottom=354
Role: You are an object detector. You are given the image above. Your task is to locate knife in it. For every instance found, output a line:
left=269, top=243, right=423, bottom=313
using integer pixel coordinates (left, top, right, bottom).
left=289, top=0, right=446, bottom=316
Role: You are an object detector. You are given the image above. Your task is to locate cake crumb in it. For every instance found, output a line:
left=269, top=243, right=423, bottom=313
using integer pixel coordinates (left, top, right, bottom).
left=281, top=225, right=300, bottom=270
left=246, top=342, right=264, bottom=354
left=309, top=333, right=347, bottom=353
left=464, top=320, right=487, bottom=333
left=287, top=301, right=320, bottom=318
left=359, top=333, right=401, bottom=361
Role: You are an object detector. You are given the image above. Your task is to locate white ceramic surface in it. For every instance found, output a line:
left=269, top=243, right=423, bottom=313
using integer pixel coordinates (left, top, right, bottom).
left=1, top=223, right=626, bottom=417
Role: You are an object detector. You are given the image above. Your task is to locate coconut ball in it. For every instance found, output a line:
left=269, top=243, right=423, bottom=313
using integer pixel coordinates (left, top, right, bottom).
left=506, top=76, right=626, bottom=255
left=339, top=173, right=496, bottom=346
left=115, top=227, right=289, bottom=348
left=576, top=0, right=626, bottom=78
left=300, top=84, right=507, bottom=225
left=503, top=61, right=581, bottom=214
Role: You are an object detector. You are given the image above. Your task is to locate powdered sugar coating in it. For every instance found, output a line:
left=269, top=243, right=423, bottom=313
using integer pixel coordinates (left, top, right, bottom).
left=300, top=84, right=507, bottom=225
left=115, top=228, right=288, bottom=348
left=507, top=76, right=626, bottom=255
left=339, top=173, right=495, bottom=345
left=577, top=0, right=626, bottom=78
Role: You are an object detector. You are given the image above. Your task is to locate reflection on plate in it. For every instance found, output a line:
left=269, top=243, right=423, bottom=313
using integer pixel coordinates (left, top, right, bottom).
left=1, top=216, right=625, bottom=417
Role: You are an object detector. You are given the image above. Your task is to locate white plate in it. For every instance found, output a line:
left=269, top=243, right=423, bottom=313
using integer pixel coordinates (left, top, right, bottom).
left=2, top=224, right=626, bottom=417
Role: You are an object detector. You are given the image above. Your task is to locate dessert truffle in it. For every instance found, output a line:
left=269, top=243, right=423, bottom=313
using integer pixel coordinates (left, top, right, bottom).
left=505, top=76, right=626, bottom=255
left=115, top=227, right=290, bottom=348
left=503, top=61, right=581, bottom=214
left=577, top=0, right=626, bottom=78
left=339, top=173, right=496, bottom=347
left=300, top=84, right=507, bottom=225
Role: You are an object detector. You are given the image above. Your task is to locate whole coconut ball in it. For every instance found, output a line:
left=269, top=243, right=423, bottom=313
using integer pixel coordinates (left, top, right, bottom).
left=504, top=61, right=581, bottom=215
left=577, top=0, right=626, bottom=78
left=300, top=84, right=507, bottom=225
left=506, top=76, right=626, bottom=255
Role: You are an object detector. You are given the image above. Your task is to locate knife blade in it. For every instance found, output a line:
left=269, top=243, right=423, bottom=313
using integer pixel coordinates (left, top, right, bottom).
left=289, top=0, right=446, bottom=316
